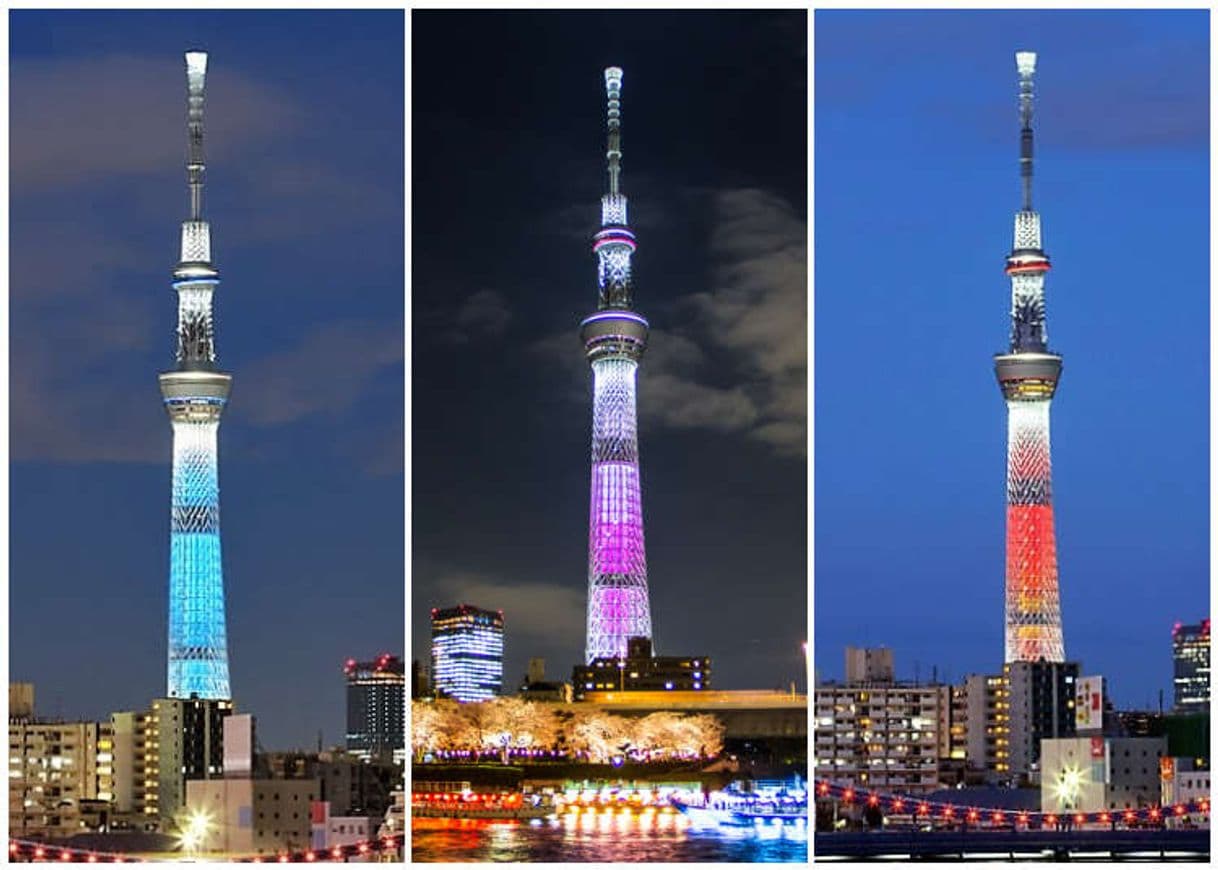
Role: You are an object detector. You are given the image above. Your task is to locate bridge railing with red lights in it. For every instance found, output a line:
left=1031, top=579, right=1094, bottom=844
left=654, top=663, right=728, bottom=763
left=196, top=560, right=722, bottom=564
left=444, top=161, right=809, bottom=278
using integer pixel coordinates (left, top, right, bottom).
left=814, top=780, right=1209, bottom=830
left=8, top=834, right=404, bottom=863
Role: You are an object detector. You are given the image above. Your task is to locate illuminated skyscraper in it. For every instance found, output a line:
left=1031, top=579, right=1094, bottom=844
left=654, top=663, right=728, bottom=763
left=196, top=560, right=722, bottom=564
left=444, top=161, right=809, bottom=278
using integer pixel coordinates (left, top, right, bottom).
left=580, top=67, right=654, bottom=663
left=159, top=51, right=233, bottom=699
left=430, top=605, right=503, bottom=702
left=994, top=52, right=1065, bottom=664
left=1172, top=619, right=1211, bottom=713
left=345, top=654, right=406, bottom=761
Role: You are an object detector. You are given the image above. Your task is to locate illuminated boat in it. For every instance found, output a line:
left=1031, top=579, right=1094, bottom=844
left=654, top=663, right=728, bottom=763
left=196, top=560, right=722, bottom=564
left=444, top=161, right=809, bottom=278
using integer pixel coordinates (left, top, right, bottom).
left=672, top=779, right=808, bottom=827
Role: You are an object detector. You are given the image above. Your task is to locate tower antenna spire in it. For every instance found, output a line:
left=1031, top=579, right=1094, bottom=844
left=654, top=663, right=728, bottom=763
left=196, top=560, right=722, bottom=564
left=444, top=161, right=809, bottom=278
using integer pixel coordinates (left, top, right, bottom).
left=604, top=66, right=623, bottom=196
left=1016, top=50, right=1036, bottom=212
left=185, top=50, right=208, bottom=222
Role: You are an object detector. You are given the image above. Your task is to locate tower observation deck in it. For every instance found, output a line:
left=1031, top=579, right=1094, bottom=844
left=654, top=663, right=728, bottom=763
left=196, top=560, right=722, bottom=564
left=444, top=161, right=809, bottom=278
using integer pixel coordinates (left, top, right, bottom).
left=159, top=51, right=233, bottom=699
left=994, top=51, right=1065, bottom=664
left=580, top=67, right=654, bottom=663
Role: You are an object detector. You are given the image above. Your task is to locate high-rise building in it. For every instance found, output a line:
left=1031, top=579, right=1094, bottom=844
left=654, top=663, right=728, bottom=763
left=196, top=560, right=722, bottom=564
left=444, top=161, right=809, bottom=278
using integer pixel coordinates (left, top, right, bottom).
left=572, top=637, right=710, bottom=699
left=1172, top=619, right=1210, bottom=713
left=1003, top=660, right=1079, bottom=783
left=159, top=51, right=233, bottom=700
left=580, top=67, right=654, bottom=664
left=814, top=676, right=953, bottom=794
left=994, top=51, right=1066, bottom=665
left=8, top=716, right=111, bottom=839
left=109, top=697, right=232, bottom=827
left=430, top=605, right=504, bottom=702
left=962, top=672, right=1010, bottom=778
left=345, top=654, right=405, bottom=762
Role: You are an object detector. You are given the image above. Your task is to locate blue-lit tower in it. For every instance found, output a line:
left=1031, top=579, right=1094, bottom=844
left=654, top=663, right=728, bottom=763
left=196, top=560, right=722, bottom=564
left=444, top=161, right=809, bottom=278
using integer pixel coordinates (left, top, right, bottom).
left=159, top=51, right=232, bottom=700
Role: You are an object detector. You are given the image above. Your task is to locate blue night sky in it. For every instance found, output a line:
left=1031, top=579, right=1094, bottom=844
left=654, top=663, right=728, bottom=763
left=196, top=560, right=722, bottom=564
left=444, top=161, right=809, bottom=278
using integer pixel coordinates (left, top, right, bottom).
left=9, top=11, right=403, bottom=749
left=815, top=10, right=1208, bottom=709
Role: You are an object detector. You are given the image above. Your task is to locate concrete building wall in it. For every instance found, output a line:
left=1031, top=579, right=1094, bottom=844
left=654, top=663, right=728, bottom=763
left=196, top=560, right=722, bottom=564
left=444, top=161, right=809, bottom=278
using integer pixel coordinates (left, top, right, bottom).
left=187, top=778, right=318, bottom=856
left=845, top=647, right=895, bottom=684
left=1040, top=736, right=1166, bottom=813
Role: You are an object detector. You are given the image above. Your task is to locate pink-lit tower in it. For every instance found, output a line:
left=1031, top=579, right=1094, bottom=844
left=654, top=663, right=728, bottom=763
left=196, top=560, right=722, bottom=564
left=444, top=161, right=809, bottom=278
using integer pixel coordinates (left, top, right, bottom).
left=579, top=67, right=653, bottom=663
left=994, top=51, right=1065, bottom=663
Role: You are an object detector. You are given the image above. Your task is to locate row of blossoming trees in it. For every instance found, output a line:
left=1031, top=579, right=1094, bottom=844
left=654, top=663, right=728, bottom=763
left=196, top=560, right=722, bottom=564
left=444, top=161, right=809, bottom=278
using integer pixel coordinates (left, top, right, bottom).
left=412, top=698, right=725, bottom=764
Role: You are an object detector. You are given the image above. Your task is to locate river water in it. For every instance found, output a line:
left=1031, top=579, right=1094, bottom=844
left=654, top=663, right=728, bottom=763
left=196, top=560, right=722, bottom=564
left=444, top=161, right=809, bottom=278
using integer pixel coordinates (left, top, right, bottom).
left=412, top=814, right=808, bottom=863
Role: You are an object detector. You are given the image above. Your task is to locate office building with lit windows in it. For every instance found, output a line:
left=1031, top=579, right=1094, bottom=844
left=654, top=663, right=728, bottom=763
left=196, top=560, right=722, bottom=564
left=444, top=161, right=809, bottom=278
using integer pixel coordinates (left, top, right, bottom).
left=1172, top=619, right=1210, bottom=713
left=344, top=655, right=405, bottom=762
left=572, top=637, right=709, bottom=699
left=430, top=604, right=504, bottom=702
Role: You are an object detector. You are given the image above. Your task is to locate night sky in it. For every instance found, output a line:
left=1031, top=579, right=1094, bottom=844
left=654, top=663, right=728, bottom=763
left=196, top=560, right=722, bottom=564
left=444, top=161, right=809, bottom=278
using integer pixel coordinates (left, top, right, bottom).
left=412, top=12, right=807, bottom=692
left=9, top=11, right=404, bottom=749
left=815, top=10, right=1208, bottom=708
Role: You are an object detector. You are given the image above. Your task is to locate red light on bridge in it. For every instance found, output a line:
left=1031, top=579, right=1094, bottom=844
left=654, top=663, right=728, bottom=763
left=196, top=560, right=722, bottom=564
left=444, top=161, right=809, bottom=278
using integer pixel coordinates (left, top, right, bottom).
left=1173, top=804, right=1186, bottom=816
left=942, top=806, right=955, bottom=819
left=1074, top=813, right=1086, bottom=825
left=992, top=811, right=1004, bottom=824
left=866, top=794, right=879, bottom=807
left=1016, top=812, right=1029, bottom=826
left=1149, top=807, right=1162, bottom=821
left=891, top=798, right=905, bottom=812
left=916, top=802, right=930, bottom=816
left=816, top=782, right=830, bottom=797
left=1099, top=812, right=1111, bottom=824
left=1124, top=810, right=1137, bottom=823
left=1044, top=814, right=1057, bottom=826
left=842, top=788, right=855, bottom=803
left=966, top=809, right=979, bottom=823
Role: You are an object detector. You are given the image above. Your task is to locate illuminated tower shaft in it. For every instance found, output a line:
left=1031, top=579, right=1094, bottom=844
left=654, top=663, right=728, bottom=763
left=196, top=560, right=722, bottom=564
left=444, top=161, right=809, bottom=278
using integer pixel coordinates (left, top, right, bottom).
left=994, top=52, right=1064, bottom=664
left=159, top=51, right=233, bottom=699
left=580, top=67, right=654, bottom=663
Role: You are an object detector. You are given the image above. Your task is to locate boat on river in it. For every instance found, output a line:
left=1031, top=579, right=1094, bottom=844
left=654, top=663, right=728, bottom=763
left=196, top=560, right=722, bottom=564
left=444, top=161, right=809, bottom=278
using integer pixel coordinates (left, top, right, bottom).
left=672, top=778, right=808, bottom=828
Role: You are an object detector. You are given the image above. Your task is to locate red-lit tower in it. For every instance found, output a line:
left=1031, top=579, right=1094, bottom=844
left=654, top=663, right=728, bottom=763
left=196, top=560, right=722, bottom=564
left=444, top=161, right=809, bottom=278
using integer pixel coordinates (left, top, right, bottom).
left=994, top=51, right=1065, bottom=663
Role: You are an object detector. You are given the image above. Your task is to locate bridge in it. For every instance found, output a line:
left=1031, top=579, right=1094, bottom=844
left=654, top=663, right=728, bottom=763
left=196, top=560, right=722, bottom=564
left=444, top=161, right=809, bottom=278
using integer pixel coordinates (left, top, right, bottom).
left=816, top=828, right=1210, bottom=860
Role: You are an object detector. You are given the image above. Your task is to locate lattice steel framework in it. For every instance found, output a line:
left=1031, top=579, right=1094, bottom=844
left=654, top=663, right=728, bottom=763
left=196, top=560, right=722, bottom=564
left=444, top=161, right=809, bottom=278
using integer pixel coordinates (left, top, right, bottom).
left=159, top=51, right=233, bottom=699
left=994, top=52, right=1065, bottom=664
left=580, top=68, right=654, bottom=663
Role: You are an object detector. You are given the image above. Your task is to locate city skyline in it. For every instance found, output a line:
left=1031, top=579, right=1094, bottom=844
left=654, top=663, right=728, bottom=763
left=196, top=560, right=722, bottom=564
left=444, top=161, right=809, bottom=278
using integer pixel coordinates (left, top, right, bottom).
left=815, top=10, right=1208, bottom=708
left=412, top=11, right=807, bottom=691
left=9, top=10, right=404, bottom=749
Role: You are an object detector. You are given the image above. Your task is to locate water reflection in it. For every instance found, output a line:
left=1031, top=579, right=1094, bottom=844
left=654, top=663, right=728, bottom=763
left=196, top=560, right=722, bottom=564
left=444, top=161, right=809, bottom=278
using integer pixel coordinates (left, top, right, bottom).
left=412, top=812, right=808, bottom=863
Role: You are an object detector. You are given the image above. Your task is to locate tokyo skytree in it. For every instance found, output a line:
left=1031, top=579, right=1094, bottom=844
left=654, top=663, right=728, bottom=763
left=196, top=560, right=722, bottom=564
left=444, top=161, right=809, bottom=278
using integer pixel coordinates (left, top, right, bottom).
left=580, top=67, right=654, bottom=663
left=994, top=52, right=1065, bottom=663
left=158, top=51, right=233, bottom=699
